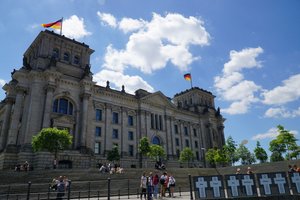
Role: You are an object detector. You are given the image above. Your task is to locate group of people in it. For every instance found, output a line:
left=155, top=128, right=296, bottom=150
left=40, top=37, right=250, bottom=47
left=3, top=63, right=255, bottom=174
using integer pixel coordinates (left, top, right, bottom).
left=98, top=162, right=124, bottom=174
left=14, top=161, right=30, bottom=172
left=235, top=166, right=253, bottom=174
left=288, top=164, right=300, bottom=173
left=140, top=171, right=176, bottom=200
left=50, top=175, right=70, bottom=200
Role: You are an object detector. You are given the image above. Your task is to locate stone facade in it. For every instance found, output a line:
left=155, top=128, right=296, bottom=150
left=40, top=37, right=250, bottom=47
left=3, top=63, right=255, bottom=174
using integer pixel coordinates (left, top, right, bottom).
left=0, top=30, right=225, bottom=169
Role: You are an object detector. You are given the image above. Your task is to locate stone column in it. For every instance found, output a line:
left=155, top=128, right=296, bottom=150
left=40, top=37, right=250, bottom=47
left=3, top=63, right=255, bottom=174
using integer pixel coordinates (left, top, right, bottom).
left=42, top=84, right=55, bottom=128
left=0, top=98, right=14, bottom=150
left=80, top=93, right=91, bottom=148
left=7, top=87, right=25, bottom=146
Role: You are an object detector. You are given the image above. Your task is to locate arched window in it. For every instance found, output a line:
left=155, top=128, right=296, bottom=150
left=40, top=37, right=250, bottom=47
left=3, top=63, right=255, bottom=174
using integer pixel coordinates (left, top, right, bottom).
left=152, top=136, right=161, bottom=145
left=63, top=52, right=70, bottom=61
left=53, top=98, right=73, bottom=115
left=52, top=48, right=59, bottom=58
left=74, top=55, right=80, bottom=64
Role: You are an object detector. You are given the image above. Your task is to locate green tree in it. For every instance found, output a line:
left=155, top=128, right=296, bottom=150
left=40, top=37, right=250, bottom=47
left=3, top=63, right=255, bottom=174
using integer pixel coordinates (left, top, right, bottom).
left=147, top=144, right=166, bottom=162
left=138, top=137, right=151, bottom=168
left=107, top=145, right=120, bottom=162
left=205, top=148, right=228, bottom=167
left=269, top=125, right=298, bottom=160
left=205, top=148, right=217, bottom=167
left=32, top=127, right=72, bottom=160
left=223, top=136, right=238, bottom=166
left=270, top=151, right=284, bottom=162
left=179, top=147, right=195, bottom=167
left=254, top=141, right=268, bottom=163
left=236, top=143, right=256, bottom=165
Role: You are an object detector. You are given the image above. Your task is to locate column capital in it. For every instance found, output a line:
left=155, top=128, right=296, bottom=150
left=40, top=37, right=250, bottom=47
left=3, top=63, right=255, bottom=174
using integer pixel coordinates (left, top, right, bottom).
left=80, top=93, right=91, bottom=99
left=44, top=84, right=56, bottom=92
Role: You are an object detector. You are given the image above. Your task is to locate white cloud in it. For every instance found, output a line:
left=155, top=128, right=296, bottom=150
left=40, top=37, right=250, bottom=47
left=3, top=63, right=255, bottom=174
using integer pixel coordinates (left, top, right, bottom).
left=119, top=18, right=146, bottom=33
left=0, top=79, right=5, bottom=87
left=252, top=127, right=298, bottom=140
left=264, top=107, right=300, bottom=118
left=99, top=12, right=210, bottom=74
left=97, top=12, right=117, bottom=28
left=214, top=47, right=263, bottom=115
left=262, top=73, right=300, bottom=105
left=93, top=69, right=154, bottom=94
left=223, top=47, right=263, bottom=75
left=62, top=15, right=92, bottom=40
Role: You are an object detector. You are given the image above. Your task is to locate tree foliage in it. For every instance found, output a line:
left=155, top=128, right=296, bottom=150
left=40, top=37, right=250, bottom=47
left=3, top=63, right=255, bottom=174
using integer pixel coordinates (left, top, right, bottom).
left=270, top=151, right=284, bottom=162
left=179, top=147, right=195, bottom=163
left=236, top=143, right=256, bottom=165
left=223, top=136, right=238, bottom=166
left=32, top=127, right=72, bottom=159
left=147, top=144, right=166, bottom=161
left=205, top=148, right=228, bottom=167
left=107, top=145, right=120, bottom=162
left=254, top=141, right=268, bottom=163
left=138, top=137, right=151, bottom=156
left=269, top=125, right=298, bottom=160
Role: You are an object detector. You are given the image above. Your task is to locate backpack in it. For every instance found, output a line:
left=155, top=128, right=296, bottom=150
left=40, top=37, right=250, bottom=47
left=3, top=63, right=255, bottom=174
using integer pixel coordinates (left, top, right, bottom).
left=159, top=176, right=165, bottom=185
left=57, top=182, right=65, bottom=192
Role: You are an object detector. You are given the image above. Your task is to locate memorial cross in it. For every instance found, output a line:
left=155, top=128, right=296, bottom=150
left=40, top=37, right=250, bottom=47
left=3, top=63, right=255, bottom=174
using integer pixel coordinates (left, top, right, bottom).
left=241, top=175, right=254, bottom=196
left=291, top=173, right=300, bottom=193
left=227, top=176, right=240, bottom=197
left=195, top=177, right=208, bottom=198
left=209, top=176, right=222, bottom=197
left=259, top=174, right=272, bottom=195
left=273, top=173, right=286, bottom=194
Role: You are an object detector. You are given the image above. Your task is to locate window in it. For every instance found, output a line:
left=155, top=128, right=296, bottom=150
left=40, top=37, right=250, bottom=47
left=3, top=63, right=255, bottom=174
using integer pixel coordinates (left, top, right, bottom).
left=63, top=52, right=69, bottom=61
left=174, top=125, right=178, bottom=134
left=53, top=98, right=73, bottom=115
left=96, top=109, right=102, bottom=121
left=129, top=145, right=134, bottom=156
left=52, top=48, right=59, bottom=58
left=184, top=127, right=188, bottom=136
left=112, top=112, right=119, bottom=124
left=152, top=136, right=160, bottom=145
left=74, top=55, right=80, bottom=64
left=176, top=149, right=180, bottom=158
left=128, top=115, right=133, bottom=126
left=155, top=114, right=158, bottom=129
left=195, top=141, right=198, bottom=148
left=151, top=114, right=154, bottom=129
left=94, top=142, right=101, bottom=154
left=175, top=138, right=179, bottom=146
left=112, top=129, right=119, bottom=139
left=193, top=128, right=197, bottom=137
left=196, top=151, right=199, bottom=160
left=95, top=127, right=101, bottom=137
left=185, top=139, right=189, bottom=147
left=159, top=115, right=162, bottom=130
left=128, top=131, right=134, bottom=140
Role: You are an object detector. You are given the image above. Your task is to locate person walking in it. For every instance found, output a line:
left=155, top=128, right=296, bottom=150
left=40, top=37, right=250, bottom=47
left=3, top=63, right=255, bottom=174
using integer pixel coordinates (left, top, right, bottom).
left=152, top=171, right=159, bottom=199
left=168, top=173, right=176, bottom=198
left=140, top=172, right=147, bottom=200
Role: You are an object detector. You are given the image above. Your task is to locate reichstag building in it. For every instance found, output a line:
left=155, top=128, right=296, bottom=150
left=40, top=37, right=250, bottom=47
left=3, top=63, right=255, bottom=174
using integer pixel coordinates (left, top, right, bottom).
left=0, top=30, right=225, bottom=169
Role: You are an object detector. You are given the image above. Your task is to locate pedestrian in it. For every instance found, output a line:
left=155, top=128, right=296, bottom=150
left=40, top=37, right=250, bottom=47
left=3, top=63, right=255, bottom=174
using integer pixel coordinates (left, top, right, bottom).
left=152, top=171, right=159, bottom=199
left=247, top=167, right=253, bottom=174
left=140, top=172, right=147, bottom=200
left=53, top=159, right=57, bottom=169
left=168, top=173, right=176, bottom=197
left=235, top=168, right=241, bottom=174
left=160, top=172, right=168, bottom=197
left=56, top=176, right=65, bottom=200
left=147, top=172, right=153, bottom=200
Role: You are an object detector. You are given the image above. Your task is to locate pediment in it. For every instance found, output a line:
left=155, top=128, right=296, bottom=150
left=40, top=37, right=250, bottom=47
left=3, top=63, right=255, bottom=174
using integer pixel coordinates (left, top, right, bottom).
left=140, top=91, right=175, bottom=108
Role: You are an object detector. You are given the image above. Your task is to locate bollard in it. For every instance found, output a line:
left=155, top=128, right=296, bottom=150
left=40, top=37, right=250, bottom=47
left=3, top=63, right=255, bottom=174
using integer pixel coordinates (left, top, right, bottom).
left=137, top=188, right=139, bottom=198
left=48, top=183, right=51, bottom=200
left=128, top=179, right=130, bottom=199
left=78, top=191, right=81, bottom=199
left=98, top=191, right=100, bottom=200
left=38, top=193, right=40, bottom=200
left=26, top=181, right=31, bottom=200
left=118, top=189, right=121, bottom=199
left=6, top=185, right=11, bottom=200
left=88, top=181, right=91, bottom=200
left=188, top=174, right=193, bottom=200
left=108, top=177, right=111, bottom=200
left=67, top=180, right=72, bottom=200
left=179, top=187, right=182, bottom=197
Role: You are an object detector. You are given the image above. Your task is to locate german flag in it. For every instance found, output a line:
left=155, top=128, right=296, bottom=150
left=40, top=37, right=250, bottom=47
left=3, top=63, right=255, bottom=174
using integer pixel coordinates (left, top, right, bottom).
left=41, top=19, right=62, bottom=30
left=184, top=73, right=191, bottom=81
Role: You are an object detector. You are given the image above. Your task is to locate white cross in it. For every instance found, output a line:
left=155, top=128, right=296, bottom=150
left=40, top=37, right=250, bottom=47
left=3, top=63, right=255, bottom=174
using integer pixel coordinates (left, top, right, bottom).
left=241, top=175, right=254, bottom=196
left=227, top=176, right=240, bottom=197
left=209, top=176, right=222, bottom=197
left=195, top=177, right=207, bottom=198
left=259, top=174, right=272, bottom=195
left=291, top=173, right=300, bottom=193
left=273, top=173, right=286, bottom=194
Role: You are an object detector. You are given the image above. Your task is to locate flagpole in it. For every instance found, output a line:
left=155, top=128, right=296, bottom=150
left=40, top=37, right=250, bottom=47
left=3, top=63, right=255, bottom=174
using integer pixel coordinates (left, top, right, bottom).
left=60, top=17, right=63, bottom=35
left=190, top=73, right=193, bottom=88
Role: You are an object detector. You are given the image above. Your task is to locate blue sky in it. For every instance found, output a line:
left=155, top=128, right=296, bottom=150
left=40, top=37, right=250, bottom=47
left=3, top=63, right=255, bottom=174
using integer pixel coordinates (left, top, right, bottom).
left=1, top=0, right=300, bottom=159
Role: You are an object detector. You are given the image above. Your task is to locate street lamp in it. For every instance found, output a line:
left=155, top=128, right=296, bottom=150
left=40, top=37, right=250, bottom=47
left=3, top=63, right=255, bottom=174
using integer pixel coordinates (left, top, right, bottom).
left=201, top=148, right=206, bottom=168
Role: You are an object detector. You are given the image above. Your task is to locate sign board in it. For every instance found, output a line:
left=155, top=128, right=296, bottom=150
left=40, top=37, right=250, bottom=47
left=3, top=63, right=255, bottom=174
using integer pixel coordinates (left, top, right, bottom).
left=257, top=172, right=289, bottom=195
left=193, top=175, right=225, bottom=199
left=289, top=172, right=300, bottom=194
left=225, top=174, right=257, bottom=198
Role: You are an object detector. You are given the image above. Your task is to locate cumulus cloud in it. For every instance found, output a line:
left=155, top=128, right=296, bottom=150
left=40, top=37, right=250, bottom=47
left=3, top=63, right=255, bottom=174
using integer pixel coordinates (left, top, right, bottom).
left=264, top=107, right=300, bottom=118
left=214, top=47, right=263, bottom=115
left=98, top=12, right=210, bottom=74
left=262, top=74, right=300, bottom=105
left=62, top=15, right=92, bottom=40
left=0, top=79, right=6, bottom=87
left=252, top=127, right=298, bottom=140
left=97, top=12, right=117, bottom=28
left=93, top=69, right=154, bottom=94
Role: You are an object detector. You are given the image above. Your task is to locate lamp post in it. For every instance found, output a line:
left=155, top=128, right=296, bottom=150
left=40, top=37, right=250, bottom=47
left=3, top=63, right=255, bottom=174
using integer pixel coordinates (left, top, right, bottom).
left=201, top=148, right=206, bottom=168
